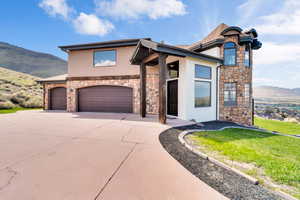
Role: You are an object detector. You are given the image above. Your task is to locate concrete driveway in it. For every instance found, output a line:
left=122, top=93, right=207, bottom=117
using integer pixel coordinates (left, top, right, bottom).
left=0, top=111, right=226, bottom=200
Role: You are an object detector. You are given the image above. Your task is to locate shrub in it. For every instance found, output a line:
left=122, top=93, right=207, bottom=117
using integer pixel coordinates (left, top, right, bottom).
left=0, top=101, right=16, bottom=109
left=10, top=91, right=30, bottom=105
left=20, top=96, right=42, bottom=108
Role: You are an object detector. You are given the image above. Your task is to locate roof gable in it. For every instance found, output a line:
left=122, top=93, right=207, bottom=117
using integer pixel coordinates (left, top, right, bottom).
left=189, top=23, right=229, bottom=49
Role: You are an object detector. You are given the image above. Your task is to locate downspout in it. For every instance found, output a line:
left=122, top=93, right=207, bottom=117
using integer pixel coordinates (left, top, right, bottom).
left=216, top=65, right=221, bottom=121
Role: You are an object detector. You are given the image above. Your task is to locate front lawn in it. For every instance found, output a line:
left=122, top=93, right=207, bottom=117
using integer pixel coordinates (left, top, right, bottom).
left=188, top=128, right=300, bottom=199
left=0, top=107, right=42, bottom=114
left=255, top=117, right=300, bottom=135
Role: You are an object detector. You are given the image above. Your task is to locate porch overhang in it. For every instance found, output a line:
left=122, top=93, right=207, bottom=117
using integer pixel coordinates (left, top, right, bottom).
left=131, top=39, right=223, bottom=124
left=130, top=39, right=223, bottom=66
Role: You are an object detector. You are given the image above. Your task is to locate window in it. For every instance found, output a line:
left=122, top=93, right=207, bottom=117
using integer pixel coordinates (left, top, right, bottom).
left=195, top=81, right=211, bottom=107
left=93, top=50, right=116, bottom=67
left=168, top=61, right=179, bottom=79
left=244, top=46, right=250, bottom=67
left=245, top=84, right=250, bottom=105
left=224, top=42, right=236, bottom=66
left=224, top=83, right=237, bottom=106
left=195, top=65, right=211, bottom=79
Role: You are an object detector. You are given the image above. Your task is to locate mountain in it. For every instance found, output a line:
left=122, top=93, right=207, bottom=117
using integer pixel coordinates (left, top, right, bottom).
left=254, top=86, right=300, bottom=98
left=0, top=42, right=67, bottom=78
left=0, top=67, right=42, bottom=109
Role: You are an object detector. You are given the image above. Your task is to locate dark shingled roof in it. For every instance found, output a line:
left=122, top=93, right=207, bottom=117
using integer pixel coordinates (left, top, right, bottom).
left=59, top=38, right=151, bottom=52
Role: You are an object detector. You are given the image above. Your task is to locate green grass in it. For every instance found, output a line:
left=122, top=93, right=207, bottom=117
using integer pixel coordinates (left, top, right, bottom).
left=255, top=117, right=300, bottom=135
left=0, top=107, right=42, bottom=114
left=189, top=128, right=300, bottom=199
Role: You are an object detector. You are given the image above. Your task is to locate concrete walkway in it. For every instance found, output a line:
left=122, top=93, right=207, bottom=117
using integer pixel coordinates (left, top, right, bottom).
left=0, top=111, right=227, bottom=200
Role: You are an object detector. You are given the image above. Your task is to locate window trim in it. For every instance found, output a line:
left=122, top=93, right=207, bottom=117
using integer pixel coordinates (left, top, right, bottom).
left=224, top=42, right=237, bottom=66
left=244, top=83, right=251, bottom=106
left=244, top=45, right=251, bottom=67
left=224, top=82, right=237, bottom=106
left=93, top=49, right=117, bottom=67
left=195, top=64, right=212, bottom=79
left=195, top=80, right=212, bottom=108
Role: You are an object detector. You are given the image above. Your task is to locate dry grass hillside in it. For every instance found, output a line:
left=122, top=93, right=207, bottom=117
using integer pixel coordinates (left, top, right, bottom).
left=0, top=67, right=42, bottom=109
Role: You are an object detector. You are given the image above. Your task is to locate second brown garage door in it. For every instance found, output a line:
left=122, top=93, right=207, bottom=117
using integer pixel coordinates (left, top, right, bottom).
left=78, top=85, right=133, bottom=113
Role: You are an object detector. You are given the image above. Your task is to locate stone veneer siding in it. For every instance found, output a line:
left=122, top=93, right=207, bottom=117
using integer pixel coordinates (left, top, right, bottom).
left=146, top=67, right=159, bottom=114
left=40, top=69, right=160, bottom=114
left=66, top=78, right=140, bottom=113
left=44, top=82, right=67, bottom=110
left=219, top=35, right=253, bottom=126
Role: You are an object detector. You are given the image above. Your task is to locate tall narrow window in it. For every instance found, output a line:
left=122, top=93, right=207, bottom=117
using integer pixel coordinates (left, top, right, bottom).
left=224, top=42, right=236, bottom=66
left=244, top=46, right=250, bottom=67
left=245, top=83, right=250, bottom=105
left=194, top=65, right=212, bottom=107
left=224, top=83, right=237, bottom=106
left=195, top=81, right=211, bottom=107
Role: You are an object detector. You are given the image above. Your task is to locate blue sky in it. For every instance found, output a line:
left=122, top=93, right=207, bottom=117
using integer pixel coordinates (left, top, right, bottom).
left=1, top=0, right=299, bottom=88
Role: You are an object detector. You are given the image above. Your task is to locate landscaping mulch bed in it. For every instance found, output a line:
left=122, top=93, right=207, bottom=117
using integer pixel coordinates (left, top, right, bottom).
left=159, top=121, right=284, bottom=200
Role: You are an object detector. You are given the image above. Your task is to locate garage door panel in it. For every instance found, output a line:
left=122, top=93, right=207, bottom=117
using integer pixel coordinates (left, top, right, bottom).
left=50, top=87, right=67, bottom=110
left=78, top=86, right=133, bottom=113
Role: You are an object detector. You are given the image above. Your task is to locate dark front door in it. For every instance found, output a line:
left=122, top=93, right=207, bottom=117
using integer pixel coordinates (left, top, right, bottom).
left=78, top=85, right=133, bottom=113
left=50, top=87, right=67, bottom=110
left=167, top=80, right=178, bottom=116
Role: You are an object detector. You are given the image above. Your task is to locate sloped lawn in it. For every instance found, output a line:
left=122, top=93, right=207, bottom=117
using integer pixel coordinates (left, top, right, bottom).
left=255, top=117, right=300, bottom=135
left=188, top=128, right=300, bottom=199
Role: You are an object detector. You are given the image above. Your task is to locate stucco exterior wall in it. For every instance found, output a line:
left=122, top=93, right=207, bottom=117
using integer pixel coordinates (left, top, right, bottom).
left=201, top=47, right=221, bottom=58
left=178, top=57, right=218, bottom=122
left=218, top=35, right=253, bottom=126
left=68, top=46, right=140, bottom=77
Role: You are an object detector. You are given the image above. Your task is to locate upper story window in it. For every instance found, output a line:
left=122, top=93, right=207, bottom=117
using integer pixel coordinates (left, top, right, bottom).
left=195, top=65, right=211, bottom=79
left=244, top=46, right=250, bottom=67
left=224, top=42, right=236, bottom=66
left=93, top=50, right=116, bottom=67
left=224, top=82, right=237, bottom=106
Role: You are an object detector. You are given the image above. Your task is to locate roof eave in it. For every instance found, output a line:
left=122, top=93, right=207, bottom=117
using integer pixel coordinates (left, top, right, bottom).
left=190, top=38, right=225, bottom=52
left=59, top=38, right=151, bottom=52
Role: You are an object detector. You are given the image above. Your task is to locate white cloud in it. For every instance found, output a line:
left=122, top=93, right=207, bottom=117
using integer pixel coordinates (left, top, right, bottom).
left=95, top=0, right=187, bottom=20
left=95, top=60, right=116, bottom=66
left=254, top=42, right=300, bottom=65
left=73, top=13, right=114, bottom=36
left=237, top=0, right=264, bottom=25
left=39, top=0, right=73, bottom=20
left=255, top=0, right=300, bottom=35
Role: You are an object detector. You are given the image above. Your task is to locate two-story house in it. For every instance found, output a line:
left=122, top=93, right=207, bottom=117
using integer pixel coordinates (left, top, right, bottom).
left=39, top=23, right=262, bottom=126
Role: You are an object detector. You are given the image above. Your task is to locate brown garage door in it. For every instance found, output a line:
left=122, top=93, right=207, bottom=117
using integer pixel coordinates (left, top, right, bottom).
left=50, top=87, right=66, bottom=110
left=78, top=86, right=133, bottom=113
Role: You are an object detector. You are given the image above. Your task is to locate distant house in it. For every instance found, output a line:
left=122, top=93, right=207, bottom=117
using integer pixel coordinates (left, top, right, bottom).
left=39, top=23, right=262, bottom=126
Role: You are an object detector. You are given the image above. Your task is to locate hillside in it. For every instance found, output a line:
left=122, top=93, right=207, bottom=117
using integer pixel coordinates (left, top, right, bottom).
left=0, top=42, right=67, bottom=78
left=254, top=86, right=300, bottom=98
left=254, top=86, right=300, bottom=104
left=0, top=67, right=42, bottom=109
